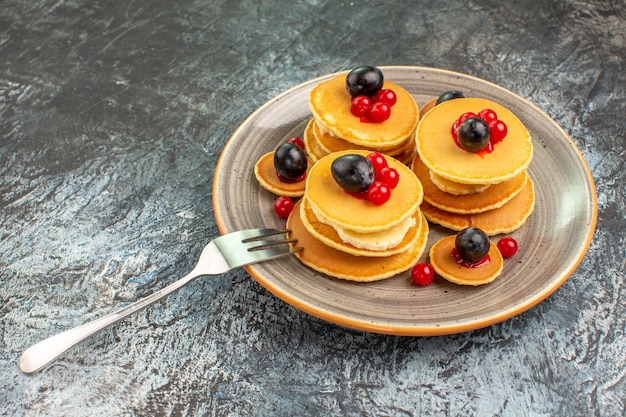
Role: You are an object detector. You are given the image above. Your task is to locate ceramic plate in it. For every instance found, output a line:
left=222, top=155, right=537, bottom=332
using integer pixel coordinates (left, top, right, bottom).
left=212, top=66, right=597, bottom=336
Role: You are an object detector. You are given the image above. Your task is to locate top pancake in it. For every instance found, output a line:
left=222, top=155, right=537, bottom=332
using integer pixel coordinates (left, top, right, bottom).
left=309, top=75, right=419, bottom=149
left=416, top=97, right=533, bottom=184
left=305, top=150, right=423, bottom=233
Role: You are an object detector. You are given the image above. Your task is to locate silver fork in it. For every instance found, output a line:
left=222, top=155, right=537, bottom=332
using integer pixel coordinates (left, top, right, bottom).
left=18, top=228, right=301, bottom=374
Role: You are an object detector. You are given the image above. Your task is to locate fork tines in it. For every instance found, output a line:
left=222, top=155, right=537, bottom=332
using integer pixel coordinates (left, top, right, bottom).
left=240, top=228, right=291, bottom=243
left=243, top=229, right=299, bottom=252
left=214, top=228, right=302, bottom=266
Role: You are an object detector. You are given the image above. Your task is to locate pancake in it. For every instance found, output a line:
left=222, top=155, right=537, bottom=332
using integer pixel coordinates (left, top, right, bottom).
left=254, top=151, right=313, bottom=197
left=420, top=177, right=536, bottom=235
left=416, top=97, right=533, bottom=184
left=411, top=155, right=529, bottom=214
left=287, top=199, right=429, bottom=282
left=305, top=150, right=423, bottom=233
left=428, top=171, right=491, bottom=196
left=305, top=119, right=415, bottom=165
left=310, top=75, right=419, bottom=149
left=419, top=97, right=437, bottom=118
left=392, top=139, right=418, bottom=166
left=312, top=119, right=411, bottom=156
left=303, top=119, right=329, bottom=163
left=429, top=236, right=503, bottom=285
left=300, top=197, right=422, bottom=257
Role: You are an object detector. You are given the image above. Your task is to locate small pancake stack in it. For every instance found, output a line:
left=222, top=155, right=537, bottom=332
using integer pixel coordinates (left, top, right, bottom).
left=287, top=150, right=429, bottom=282
left=305, top=73, right=419, bottom=165
left=413, top=97, right=535, bottom=236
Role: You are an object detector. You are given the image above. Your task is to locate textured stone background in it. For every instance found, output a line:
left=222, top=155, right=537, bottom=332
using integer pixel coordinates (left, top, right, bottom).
left=1, top=0, right=624, bottom=416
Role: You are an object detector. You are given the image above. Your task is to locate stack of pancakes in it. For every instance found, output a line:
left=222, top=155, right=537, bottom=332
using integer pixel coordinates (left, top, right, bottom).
left=287, top=150, right=429, bottom=282
left=305, top=74, right=419, bottom=165
left=413, top=97, right=535, bottom=236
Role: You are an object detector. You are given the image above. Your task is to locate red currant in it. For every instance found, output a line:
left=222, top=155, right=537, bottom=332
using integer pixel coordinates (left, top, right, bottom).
left=369, top=101, right=391, bottom=122
left=478, top=108, right=498, bottom=124
left=411, top=262, right=435, bottom=286
left=367, top=181, right=391, bottom=205
left=366, top=152, right=388, bottom=177
left=488, top=120, right=508, bottom=143
left=451, top=119, right=460, bottom=141
left=286, top=137, right=305, bottom=150
left=274, top=196, right=293, bottom=218
left=351, top=95, right=372, bottom=117
left=458, top=111, right=477, bottom=125
left=379, top=166, right=399, bottom=189
left=373, top=89, right=397, bottom=107
left=497, top=237, right=518, bottom=258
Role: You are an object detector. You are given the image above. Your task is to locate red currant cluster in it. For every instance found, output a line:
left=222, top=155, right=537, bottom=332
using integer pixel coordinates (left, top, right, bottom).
left=451, top=108, right=508, bottom=153
left=351, top=152, right=400, bottom=205
left=350, top=89, right=397, bottom=123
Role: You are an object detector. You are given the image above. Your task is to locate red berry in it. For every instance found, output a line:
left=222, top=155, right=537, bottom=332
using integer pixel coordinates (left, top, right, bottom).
left=286, top=137, right=305, bottom=149
left=351, top=95, right=372, bottom=117
left=367, top=181, right=391, bottom=205
left=379, top=166, right=399, bottom=188
left=478, top=108, right=498, bottom=123
left=274, top=196, right=293, bottom=218
left=369, top=101, right=391, bottom=122
left=366, top=152, right=388, bottom=177
left=497, top=237, right=518, bottom=258
left=373, top=89, right=397, bottom=106
left=451, top=119, right=460, bottom=140
left=488, top=120, right=508, bottom=143
left=458, top=111, right=477, bottom=125
left=412, top=263, right=435, bottom=286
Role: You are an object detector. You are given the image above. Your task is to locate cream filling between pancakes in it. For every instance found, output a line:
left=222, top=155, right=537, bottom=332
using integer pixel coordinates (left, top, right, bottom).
left=429, top=170, right=491, bottom=195
left=309, top=201, right=415, bottom=251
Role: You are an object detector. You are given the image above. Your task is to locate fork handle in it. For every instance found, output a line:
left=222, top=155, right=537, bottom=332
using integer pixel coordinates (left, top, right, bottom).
left=18, top=270, right=201, bottom=374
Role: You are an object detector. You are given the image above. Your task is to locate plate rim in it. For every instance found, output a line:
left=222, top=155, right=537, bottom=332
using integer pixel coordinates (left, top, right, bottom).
left=212, top=66, right=598, bottom=336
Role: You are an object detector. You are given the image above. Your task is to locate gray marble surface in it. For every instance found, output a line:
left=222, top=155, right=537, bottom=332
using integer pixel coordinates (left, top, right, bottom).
left=1, top=0, right=624, bottom=416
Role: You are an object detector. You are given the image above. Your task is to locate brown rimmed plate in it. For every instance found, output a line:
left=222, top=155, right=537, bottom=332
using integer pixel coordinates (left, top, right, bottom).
left=212, top=66, right=597, bottom=336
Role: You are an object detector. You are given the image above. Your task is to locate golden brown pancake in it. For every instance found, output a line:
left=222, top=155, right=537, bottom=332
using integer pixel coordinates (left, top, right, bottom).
left=429, top=236, right=503, bottom=285
left=420, top=178, right=536, bottom=236
left=411, top=155, right=529, bottom=214
left=392, top=139, right=418, bottom=166
left=303, top=119, right=329, bottom=163
left=299, top=197, right=422, bottom=257
left=305, top=150, right=423, bottom=233
left=416, top=97, right=533, bottom=184
left=287, top=199, right=429, bottom=282
left=312, top=119, right=410, bottom=156
left=419, top=97, right=437, bottom=118
left=305, top=119, right=415, bottom=165
left=253, top=151, right=312, bottom=197
left=428, top=171, right=491, bottom=196
left=310, top=75, right=419, bottom=149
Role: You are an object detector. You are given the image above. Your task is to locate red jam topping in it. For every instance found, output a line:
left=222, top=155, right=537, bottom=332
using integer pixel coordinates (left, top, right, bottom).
left=276, top=172, right=306, bottom=184
left=451, top=248, right=491, bottom=268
